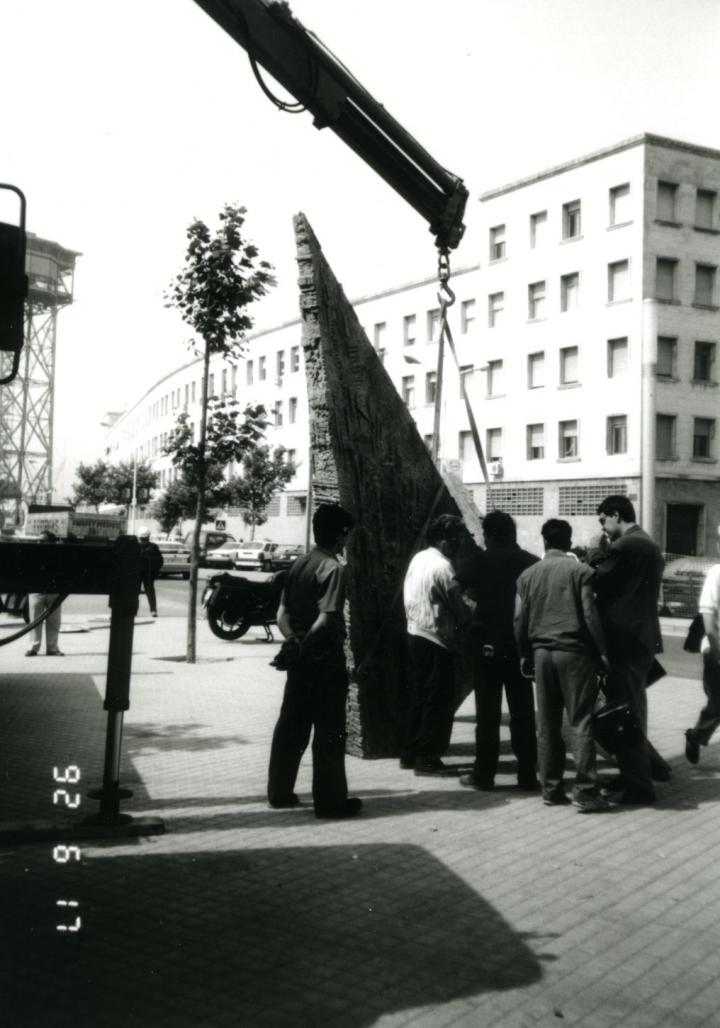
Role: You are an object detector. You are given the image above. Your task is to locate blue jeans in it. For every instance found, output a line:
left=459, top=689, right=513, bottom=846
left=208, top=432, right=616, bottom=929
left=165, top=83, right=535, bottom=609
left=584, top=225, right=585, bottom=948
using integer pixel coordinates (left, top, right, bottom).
left=534, top=648, right=600, bottom=800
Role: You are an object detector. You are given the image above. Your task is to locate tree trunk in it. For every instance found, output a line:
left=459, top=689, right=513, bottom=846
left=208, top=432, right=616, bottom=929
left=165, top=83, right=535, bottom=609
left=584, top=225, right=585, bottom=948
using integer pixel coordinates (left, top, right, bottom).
left=186, top=340, right=211, bottom=663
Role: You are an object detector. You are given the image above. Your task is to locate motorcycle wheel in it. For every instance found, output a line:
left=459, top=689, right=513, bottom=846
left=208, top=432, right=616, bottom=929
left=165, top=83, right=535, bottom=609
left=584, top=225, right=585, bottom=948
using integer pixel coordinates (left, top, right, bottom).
left=207, top=609, right=252, bottom=641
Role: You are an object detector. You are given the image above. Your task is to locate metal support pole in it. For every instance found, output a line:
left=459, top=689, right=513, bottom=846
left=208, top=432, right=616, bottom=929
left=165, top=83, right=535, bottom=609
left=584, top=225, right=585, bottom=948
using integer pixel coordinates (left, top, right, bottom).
left=85, top=536, right=140, bottom=826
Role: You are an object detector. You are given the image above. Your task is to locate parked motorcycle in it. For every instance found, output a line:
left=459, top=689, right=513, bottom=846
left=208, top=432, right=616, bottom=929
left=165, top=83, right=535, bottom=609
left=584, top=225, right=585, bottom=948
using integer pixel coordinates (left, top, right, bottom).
left=202, top=571, right=286, bottom=641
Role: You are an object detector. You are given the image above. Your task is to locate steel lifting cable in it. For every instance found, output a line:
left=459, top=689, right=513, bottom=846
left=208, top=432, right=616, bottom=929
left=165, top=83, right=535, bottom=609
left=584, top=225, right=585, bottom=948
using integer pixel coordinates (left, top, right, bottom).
left=435, top=248, right=495, bottom=510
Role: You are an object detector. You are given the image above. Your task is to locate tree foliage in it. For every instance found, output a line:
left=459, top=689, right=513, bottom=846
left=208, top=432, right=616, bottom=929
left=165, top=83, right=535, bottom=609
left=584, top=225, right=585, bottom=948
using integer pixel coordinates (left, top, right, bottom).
left=228, top=445, right=296, bottom=538
left=71, top=460, right=159, bottom=510
left=164, top=203, right=275, bottom=663
left=165, top=204, right=276, bottom=358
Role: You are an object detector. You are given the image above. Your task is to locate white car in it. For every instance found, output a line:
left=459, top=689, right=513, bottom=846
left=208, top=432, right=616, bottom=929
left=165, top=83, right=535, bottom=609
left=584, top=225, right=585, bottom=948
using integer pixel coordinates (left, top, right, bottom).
left=233, top=541, right=278, bottom=570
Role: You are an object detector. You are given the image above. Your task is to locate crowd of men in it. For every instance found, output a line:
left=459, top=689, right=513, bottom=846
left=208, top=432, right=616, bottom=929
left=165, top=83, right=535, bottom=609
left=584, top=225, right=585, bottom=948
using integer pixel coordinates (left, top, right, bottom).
left=266, top=496, right=720, bottom=819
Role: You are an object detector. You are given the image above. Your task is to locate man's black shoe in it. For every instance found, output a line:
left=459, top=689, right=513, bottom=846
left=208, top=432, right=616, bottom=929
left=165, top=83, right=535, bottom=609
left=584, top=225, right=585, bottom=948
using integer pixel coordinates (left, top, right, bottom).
left=685, top=729, right=700, bottom=765
left=459, top=774, right=494, bottom=791
left=414, top=759, right=459, bottom=777
left=543, top=793, right=571, bottom=806
left=399, top=756, right=416, bottom=770
left=608, top=789, right=656, bottom=806
left=268, top=793, right=302, bottom=809
left=599, top=775, right=625, bottom=797
left=315, top=798, right=363, bottom=820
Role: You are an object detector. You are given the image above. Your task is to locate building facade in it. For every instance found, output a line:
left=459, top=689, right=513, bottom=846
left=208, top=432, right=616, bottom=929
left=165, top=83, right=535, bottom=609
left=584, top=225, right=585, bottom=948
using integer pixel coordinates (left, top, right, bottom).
left=104, top=134, right=720, bottom=555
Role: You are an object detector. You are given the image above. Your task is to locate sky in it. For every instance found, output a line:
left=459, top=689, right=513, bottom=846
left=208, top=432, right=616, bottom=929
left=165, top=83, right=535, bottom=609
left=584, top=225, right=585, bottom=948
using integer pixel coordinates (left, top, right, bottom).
left=2, top=0, right=720, bottom=498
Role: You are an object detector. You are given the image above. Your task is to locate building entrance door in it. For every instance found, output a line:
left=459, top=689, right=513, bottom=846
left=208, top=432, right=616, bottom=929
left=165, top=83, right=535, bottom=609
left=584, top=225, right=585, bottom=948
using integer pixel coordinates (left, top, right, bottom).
left=665, top=504, right=702, bottom=556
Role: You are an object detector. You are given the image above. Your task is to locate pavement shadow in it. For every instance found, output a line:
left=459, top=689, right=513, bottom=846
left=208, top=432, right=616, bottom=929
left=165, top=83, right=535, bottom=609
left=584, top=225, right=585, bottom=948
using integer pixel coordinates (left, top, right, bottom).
left=0, top=674, right=153, bottom=822
left=2, top=843, right=544, bottom=1027
left=124, top=721, right=250, bottom=754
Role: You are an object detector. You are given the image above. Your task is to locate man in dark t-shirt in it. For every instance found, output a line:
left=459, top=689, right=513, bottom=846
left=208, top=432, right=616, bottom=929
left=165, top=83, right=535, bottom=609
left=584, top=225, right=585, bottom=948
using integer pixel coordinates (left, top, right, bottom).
left=267, top=503, right=362, bottom=820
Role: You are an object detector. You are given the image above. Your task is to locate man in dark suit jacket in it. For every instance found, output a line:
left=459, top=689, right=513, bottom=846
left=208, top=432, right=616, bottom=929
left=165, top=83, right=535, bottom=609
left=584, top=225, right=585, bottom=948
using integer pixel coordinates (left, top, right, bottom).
left=590, top=495, right=670, bottom=804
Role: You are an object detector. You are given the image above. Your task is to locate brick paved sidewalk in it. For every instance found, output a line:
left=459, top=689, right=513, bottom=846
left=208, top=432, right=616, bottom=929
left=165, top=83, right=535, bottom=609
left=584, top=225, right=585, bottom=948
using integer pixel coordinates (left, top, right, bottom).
left=1, top=613, right=720, bottom=1027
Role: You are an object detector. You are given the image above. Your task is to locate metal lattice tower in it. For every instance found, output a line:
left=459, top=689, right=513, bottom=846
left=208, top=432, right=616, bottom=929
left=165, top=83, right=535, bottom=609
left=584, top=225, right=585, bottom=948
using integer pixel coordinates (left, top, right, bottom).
left=0, top=233, right=80, bottom=524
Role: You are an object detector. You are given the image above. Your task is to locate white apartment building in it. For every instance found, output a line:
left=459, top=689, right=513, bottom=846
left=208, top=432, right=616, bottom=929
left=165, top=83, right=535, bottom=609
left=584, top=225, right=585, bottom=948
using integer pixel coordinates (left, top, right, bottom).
left=104, top=134, right=720, bottom=555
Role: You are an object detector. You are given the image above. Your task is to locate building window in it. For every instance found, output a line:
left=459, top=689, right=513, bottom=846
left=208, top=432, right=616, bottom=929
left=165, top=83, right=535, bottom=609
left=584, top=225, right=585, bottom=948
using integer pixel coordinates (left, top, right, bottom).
left=274, top=400, right=283, bottom=426
left=560, top=272, right=579, bottom=312
left=208, top=374, right=215, bottom=397
left=608, top=259, right=630, bottom=302
left=693, top=418, right=715, bottom=459
left=258, top=356, right=266, bottom=381
left=694, top=264, right=717, bottom=307
left=528, top=280, right=546, bottom=320
left=425, top=371, right=437, bottom=405
left=290, top=346, right=300, bottom=373
left=486, top=359, right=504, bottom=397
left=696, top=189, right=717, bottom=231
left=528, top=351, right=545, bottom=389
left=656, top=258, right=678, bottom=302
left=560, top=346, right=579, bottom=385
left=489, top=224, right=506, bottom=261
left=276, top=350, right=286, bottom=379
left=401, top=375, right=415, bottom=407
left=403, top=314, right=416, bottom=346
left=562, top=200, right=581, bottom=239
left=461, top=299, right=476, bottom=333
left=559, top=419, right=579, bottom=459
left=530, top=210, right=547, bottom=248
left=184, top=384, right=189, bottom=408
left=427, top=308, right=441, bottom=342
left=657, top=336, right=677, bottom=379
left=287, top=494, right=307, bottom=516
left=221, top=370, right=227, bottom=397
left=607, top=415, right=628, bottom=455
left=607, top=337, right=629, bottom=377
left=458, top=430, right=473, bottom=465
left=694, top=341, right=716, bottom=383
left=559, top=481, right=627, bottom=516
left=609, top=183, right=631, bottom=226
left=246, top=360, right=254, bottom=385
left=377, top=348, right=386, bottom=366
left=287, top=449, right=296, bottom=466
left=231, top=365, right=237, bottom=395
left=486, top=427, right=502, bottom=461
left=488, top=291, right=504, bottom=327
left=424, top=434, right=433, bottom=450
left=527, top=423, right=545, bottom=460
left=373, top=322, right=386, bottom=349
left=459, top=364, right=473, bottom=397
left=288, top=397, right=298, bottom=423
left=656, top=414, right=677, bottom=459
left=191, top=382, right=197, bottom=404
left=657, top=180, right=679, bottom=223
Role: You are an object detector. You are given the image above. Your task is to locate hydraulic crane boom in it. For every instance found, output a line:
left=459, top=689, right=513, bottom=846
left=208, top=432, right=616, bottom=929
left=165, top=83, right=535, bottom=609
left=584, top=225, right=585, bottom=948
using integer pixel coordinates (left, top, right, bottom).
left=192, top=0, right=468, bottom=251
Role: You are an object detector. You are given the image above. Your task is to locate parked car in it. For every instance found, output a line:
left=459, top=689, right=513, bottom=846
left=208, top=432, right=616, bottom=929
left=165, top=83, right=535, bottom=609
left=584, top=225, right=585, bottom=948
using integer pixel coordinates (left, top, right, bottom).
left=205, top=541, right=242, bottom=571
left=233, top=540, right=278, bottom=570
left=265, top=543, right=304, bottom=571
left=157, top=541, right=192, bottom=579
left=660, top=556, right=714, bottom=618
left=182, top=530, right=236, bottom=567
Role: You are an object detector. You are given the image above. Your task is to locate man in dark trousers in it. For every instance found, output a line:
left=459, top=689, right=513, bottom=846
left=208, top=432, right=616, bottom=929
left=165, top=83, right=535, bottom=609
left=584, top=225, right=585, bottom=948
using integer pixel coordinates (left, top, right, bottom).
left=138, top=527, right=163, bottom=617
left=514, top=519, right=610, bottom=813
left=590, top=495, right=670, bottom=804
left=401, top=514, right=474, bottom=777
left=456, top=510, right=540, bottom=791
left=267, top=503, right=362, bottom=820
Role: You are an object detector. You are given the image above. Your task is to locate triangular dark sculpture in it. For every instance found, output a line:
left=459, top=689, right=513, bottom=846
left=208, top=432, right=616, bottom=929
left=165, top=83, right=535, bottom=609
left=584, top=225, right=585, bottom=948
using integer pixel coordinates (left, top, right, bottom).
left=294, top=213, right=477, bottom=757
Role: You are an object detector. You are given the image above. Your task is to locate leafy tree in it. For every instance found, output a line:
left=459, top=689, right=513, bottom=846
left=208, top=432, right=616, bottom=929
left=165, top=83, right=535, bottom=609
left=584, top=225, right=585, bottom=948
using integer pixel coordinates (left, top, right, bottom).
left=150, top=478, right=196, bottom=536
left=228, top=445, right=296, bottom=539
left=165, top=204, right=275, bottom=661
left=71, top=460, right=111, bottom=510
left=71, top=460, right=159, bottom=511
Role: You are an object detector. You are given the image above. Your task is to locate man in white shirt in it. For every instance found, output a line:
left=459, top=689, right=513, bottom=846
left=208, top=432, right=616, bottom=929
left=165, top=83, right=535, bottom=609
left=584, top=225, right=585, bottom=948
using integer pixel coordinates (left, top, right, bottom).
left=401, top=514, right=473, bottom=776
left=685, top=540, right=720, bottom=765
